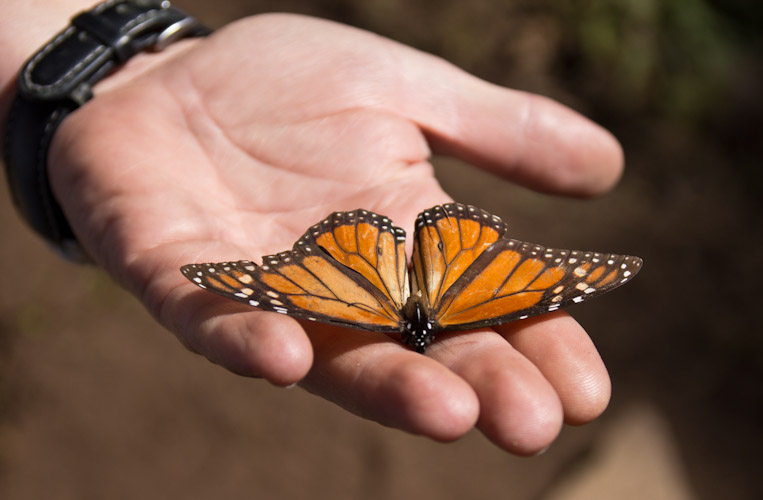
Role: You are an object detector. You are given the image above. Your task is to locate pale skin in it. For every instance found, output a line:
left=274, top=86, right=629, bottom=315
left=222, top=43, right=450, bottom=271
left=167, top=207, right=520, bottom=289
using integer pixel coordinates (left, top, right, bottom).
left=1, top=8, right=623, bottom=455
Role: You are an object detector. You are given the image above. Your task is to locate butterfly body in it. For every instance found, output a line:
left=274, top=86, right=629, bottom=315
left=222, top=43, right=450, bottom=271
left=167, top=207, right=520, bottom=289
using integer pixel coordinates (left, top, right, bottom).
left=181, top=203, right=642, bottom=353
left=400, top=293, right=437, bottom=353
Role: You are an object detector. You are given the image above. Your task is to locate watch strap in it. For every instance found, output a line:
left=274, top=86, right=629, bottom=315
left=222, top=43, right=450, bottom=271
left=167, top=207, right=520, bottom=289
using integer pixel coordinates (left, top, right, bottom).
left=4, top=0, right=210, bottom=260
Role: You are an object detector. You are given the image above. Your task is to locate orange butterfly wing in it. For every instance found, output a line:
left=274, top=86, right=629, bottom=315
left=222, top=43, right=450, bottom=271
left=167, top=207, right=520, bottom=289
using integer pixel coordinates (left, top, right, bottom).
left=411, top=204, right=507, bottom=310
left=411, top=203, right=643, bottom=331
left=180, top=209, right=408, bottom=332
left=182, top=203, right=643, bottom=352
left=298, top=209, right=409, bottom=311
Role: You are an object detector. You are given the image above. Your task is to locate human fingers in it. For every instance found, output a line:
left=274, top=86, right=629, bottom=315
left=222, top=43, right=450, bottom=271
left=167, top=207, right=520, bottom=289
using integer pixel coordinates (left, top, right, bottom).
left=496, top=312, right=611, bottom=425
left=427, top=326, right=572, bottom=455
left=299, top=323, right=480, bottom=442
left=155, top=261, right=314, bottom=386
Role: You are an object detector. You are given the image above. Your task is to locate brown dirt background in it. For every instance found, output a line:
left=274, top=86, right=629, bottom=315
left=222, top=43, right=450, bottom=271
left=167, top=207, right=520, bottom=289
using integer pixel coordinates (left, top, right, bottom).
left=2, top=1, right=761, bottom=499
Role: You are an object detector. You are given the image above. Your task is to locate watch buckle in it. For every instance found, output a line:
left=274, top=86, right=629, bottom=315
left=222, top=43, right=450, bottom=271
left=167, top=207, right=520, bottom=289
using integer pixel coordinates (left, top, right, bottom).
left=155, top=17, right=204, bottom=51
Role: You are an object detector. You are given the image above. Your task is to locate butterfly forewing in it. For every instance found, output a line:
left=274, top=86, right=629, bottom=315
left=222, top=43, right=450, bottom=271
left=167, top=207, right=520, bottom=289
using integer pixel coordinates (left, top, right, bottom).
left=433, top=238, right=642, bottom=330
left=297, top=209, right=409, bottom=310
left=411, top=204, right=508, bottom=311
left=180, top=209, right=412, bottom=333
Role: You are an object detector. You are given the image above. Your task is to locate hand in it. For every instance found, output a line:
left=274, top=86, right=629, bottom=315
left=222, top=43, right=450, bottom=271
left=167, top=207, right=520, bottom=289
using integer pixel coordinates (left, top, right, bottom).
left=48, top=13, right=622, bottom=454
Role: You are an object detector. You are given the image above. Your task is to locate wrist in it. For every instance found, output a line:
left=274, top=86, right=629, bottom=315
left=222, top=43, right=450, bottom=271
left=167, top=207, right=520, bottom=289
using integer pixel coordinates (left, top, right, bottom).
left=0, top=0, right=99, bottom=142
left=2, top=0, right=210, bottom=260
left=89, top=37, right=202, bottom=96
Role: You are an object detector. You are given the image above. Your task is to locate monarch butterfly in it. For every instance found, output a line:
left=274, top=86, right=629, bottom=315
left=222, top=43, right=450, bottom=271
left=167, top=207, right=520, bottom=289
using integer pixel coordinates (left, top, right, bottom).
left=181, top=203, right=642, bottom=353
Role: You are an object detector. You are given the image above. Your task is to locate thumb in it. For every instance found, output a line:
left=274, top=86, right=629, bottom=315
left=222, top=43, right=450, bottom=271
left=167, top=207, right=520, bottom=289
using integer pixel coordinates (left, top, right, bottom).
left=391, top=51, right=624, bottom=197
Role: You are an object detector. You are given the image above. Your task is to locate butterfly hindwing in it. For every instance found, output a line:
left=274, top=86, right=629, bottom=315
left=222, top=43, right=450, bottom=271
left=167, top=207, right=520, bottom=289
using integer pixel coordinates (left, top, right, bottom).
left=432, top=237, right=643, bottom=330
left=180, top=208, right=412, bottom=332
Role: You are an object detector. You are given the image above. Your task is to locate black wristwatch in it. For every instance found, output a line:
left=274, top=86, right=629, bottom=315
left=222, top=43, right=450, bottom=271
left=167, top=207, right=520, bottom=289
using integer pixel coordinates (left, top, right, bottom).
left=3, top=0, right=210, bottom=261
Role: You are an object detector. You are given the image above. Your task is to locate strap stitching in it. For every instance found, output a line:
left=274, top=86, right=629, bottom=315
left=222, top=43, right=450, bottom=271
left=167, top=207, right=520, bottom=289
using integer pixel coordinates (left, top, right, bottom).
left=20, top=2, right=164, bottom=95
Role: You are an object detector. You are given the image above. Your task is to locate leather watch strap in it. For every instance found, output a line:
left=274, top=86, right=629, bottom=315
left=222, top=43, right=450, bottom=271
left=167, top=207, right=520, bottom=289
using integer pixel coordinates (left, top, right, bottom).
left=3, top=0, right=210, bottom=261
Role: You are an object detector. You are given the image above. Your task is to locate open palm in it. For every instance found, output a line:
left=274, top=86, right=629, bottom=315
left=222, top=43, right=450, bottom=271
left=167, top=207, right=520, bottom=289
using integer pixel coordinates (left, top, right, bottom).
left=48, top=14, right=623, bottom=454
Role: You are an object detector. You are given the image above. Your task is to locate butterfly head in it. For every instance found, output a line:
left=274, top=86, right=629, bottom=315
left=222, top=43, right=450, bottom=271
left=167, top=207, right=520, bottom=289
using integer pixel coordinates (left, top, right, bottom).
left=400, top=293, right=437, bottom=353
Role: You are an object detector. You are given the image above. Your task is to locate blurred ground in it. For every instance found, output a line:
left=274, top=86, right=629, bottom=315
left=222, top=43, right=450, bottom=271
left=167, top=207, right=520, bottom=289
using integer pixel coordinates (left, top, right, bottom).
left=1, top=1, right=761, bottom=499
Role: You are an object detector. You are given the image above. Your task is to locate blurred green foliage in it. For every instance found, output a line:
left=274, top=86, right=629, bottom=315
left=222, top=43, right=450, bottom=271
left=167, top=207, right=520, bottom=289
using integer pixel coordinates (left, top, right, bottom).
left=336, top=0, right=760, bottom=126
left=555, top=0, right=756, bottom=123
